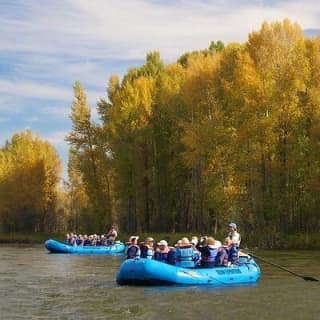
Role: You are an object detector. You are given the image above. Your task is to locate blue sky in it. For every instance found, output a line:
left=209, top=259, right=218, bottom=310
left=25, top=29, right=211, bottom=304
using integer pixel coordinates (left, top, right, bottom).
left=1, top=0, right=319, bottom=180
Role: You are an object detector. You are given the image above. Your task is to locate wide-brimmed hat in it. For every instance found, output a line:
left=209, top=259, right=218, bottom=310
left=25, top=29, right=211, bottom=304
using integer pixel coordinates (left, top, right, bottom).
left=129, top=235, right=139, bottom=242
left=157, top=240, right=168, bottom=246
left=180, top=237, right=190, bottom=245
left=191, top=236, right=198, bottom=245
left=206, top=237, right=215, bottom=246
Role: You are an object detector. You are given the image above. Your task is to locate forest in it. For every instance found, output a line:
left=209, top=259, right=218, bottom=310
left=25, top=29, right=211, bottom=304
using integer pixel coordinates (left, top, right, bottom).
left=1, top=20, right=320, bottom=247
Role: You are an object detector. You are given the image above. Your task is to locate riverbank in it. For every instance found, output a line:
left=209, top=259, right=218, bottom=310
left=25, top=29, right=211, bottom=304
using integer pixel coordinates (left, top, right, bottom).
left=0, top=232, right=319, bottom=249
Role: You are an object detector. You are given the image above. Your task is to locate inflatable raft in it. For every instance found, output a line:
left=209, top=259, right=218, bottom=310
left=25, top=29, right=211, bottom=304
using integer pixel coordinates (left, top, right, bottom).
left=45, top=239, right=125, bottom=255
left=116, top=256, right=260, bottom=286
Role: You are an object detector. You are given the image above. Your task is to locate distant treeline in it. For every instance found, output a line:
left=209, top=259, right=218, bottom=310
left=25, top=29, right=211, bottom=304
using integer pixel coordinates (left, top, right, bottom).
left=1, top=20, right=320, bottom=247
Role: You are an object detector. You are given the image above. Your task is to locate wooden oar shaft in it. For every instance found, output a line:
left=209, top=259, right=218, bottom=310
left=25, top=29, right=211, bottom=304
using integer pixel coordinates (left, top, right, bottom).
left=245, top=252, right=319, bottom=282
left=250, top=253, right=302, bottom=277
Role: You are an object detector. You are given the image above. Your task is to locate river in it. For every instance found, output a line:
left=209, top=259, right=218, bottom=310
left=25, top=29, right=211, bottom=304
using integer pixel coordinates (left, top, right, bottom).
left=0, top=245, right=319, bottom=320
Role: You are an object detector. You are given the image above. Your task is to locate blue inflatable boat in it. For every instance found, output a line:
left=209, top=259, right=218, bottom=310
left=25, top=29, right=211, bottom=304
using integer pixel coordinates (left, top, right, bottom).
left=45, top=239, right=125, bottom=255
left=116, top=256, right=260, bottom=286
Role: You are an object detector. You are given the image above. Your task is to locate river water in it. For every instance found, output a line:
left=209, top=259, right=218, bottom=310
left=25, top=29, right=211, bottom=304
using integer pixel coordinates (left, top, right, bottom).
left=0, top=245, right=319, bottom=320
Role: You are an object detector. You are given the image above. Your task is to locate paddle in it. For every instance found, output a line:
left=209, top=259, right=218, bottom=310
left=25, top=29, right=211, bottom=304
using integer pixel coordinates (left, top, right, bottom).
left=245, top=251, right=319, bottom=282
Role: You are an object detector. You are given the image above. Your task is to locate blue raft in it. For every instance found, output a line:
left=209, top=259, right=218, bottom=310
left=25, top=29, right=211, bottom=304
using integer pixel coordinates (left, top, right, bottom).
left=116, top=256, right=261, bottom=286
left=45, top=239, right=125, bottom=255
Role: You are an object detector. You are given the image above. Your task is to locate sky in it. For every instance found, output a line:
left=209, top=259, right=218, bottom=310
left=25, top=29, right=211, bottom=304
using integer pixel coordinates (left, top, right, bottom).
left=1, top=0, right=320, bottom=180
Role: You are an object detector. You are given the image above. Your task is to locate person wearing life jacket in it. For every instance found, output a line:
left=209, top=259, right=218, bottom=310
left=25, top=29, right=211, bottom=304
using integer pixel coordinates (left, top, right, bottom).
left=167, top=246, right=176, bottom=265
left=154, top=240, right=171, bottom=263
left=200, top=237, right=222, bottom=268
left=69, top=233, right=77, bottom=246
left=106, top=225, right=118, bottom=245
left=190, top=236, right=199, bottom=247
left=223, top=237, right=239, bottom=267
left=175, top=237, right=198, bottom=268
left=76, top=234, right=84, bottom=246
left=126, top=236, right=141, bottom=259
left=228, top=222, right=241, bottom=249
left=83, top=234, right=90, bottom=246
left=64, top=233, right=71, bottom=244
left=140, top=237, right=155, bottom=259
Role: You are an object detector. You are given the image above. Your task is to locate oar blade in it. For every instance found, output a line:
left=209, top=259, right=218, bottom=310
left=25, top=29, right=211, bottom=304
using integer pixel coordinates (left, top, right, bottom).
left=303, top=276, right=319, bottom=282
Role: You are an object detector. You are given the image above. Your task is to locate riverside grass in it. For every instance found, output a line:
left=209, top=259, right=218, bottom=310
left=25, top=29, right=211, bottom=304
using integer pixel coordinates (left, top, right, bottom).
left=0, top=232, right=320, bottom=249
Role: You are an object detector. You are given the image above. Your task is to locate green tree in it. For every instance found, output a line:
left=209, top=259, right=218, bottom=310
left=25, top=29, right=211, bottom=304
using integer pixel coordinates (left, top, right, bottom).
left=66, top=81, right=113, bottom=232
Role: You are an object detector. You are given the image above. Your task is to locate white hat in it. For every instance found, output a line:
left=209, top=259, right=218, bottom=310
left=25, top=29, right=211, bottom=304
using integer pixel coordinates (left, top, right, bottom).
left=180, top=237, right=190, bottom=245
left=157, top=240, right=168, bottom=246
left=191, top=239, right=198, bottom=245
left=209, top=240, right=222, bottom=249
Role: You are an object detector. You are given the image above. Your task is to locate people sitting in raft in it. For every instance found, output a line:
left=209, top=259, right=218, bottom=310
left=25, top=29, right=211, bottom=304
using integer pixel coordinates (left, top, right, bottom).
left=76, top=234, right=84, bottom=246
left=64, top=233, right=71, bottom=244
left=154, top=239, right=175, bottom=264
left=200, top=237, right=222, bottom=268
left=191, top=236, right=199, bottom=247
left=140, top=237, right=155, bottom=259
left=126, top=236, right=141, bottom=259
left=167, top=245, right=176, bottom=265
left=175, top=237, right=201, bottom=268
left=99, top=234, right=107, bottom=246
left=154, top=239, right=169, bottom=263
left=83, top=234, right=90, bottom=246
left=223, top=237, right=239, bottom=266
left=196, top=236, right=207, bottom=252
left=64, top=233, right=119, bottom=247
left=69, top=233, right=77, bottom=246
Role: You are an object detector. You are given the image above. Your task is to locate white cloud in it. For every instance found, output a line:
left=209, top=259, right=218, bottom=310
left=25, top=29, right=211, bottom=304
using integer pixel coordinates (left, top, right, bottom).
left=2, top=1, right=319, bottom=106
left=0, top=79, right=103, bottom=107
left=44, top=131, right=69, bottom=147
left=1, top=0, right=319, bottom=61
left=0, top=80, right=72, bottom=101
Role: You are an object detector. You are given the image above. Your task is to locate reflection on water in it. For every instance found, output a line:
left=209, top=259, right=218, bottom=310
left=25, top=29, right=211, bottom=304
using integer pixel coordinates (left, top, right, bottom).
left=0, top=245, right=319, bottom=320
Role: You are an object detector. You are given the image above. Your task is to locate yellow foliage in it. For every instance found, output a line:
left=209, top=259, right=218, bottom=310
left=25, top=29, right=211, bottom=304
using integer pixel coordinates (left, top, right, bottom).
left=0, top=130, right=62, bottom=232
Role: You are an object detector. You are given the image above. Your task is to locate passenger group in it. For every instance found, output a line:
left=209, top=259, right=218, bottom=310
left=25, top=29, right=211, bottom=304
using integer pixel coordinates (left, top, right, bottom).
left=64, top=225, right=118, bottom=246
left=125, top=222, right=241, bottom=268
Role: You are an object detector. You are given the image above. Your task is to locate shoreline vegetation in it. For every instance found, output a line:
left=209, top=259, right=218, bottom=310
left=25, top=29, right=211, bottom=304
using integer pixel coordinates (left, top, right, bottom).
left=0, top=232, right=319, bottom=250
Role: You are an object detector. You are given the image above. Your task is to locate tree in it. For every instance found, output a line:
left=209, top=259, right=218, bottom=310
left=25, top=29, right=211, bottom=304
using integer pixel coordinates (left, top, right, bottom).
left=66, top=81, right=113, bottom=232
left=0, top=130, right=62, bottom=232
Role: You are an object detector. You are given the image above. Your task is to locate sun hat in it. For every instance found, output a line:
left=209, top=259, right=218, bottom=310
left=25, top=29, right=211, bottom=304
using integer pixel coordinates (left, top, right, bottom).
left=145, top=237, right=154, bottom=242
left=207, top=237, right=222, bottom=248
left=191, top=236, right=198, bottom=245
left=181, top=237, right=190, bottom=245
left=157, top=240, right=168, bottom=246
left=206, top=237, right=216, bottom=246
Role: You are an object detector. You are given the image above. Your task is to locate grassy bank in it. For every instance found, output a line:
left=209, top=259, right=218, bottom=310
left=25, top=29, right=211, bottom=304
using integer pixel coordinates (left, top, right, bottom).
left=0, top=232, right=64, bottom=244
left=0, top=232, right=319, bottom=249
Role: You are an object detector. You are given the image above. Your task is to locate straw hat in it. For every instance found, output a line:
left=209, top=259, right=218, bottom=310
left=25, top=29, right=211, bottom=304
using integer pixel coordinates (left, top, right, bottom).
left=207, top=237, right=216, bottom=246
left=181, top=237, right=190, bottom=245
left=207, top=237, right=222, bottom=249
left=157, top=240, right=168, bottom=246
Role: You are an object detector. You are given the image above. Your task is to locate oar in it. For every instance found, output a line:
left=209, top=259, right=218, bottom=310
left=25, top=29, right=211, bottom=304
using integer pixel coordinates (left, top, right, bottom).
left=246, top=251, right=319, bottom=282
